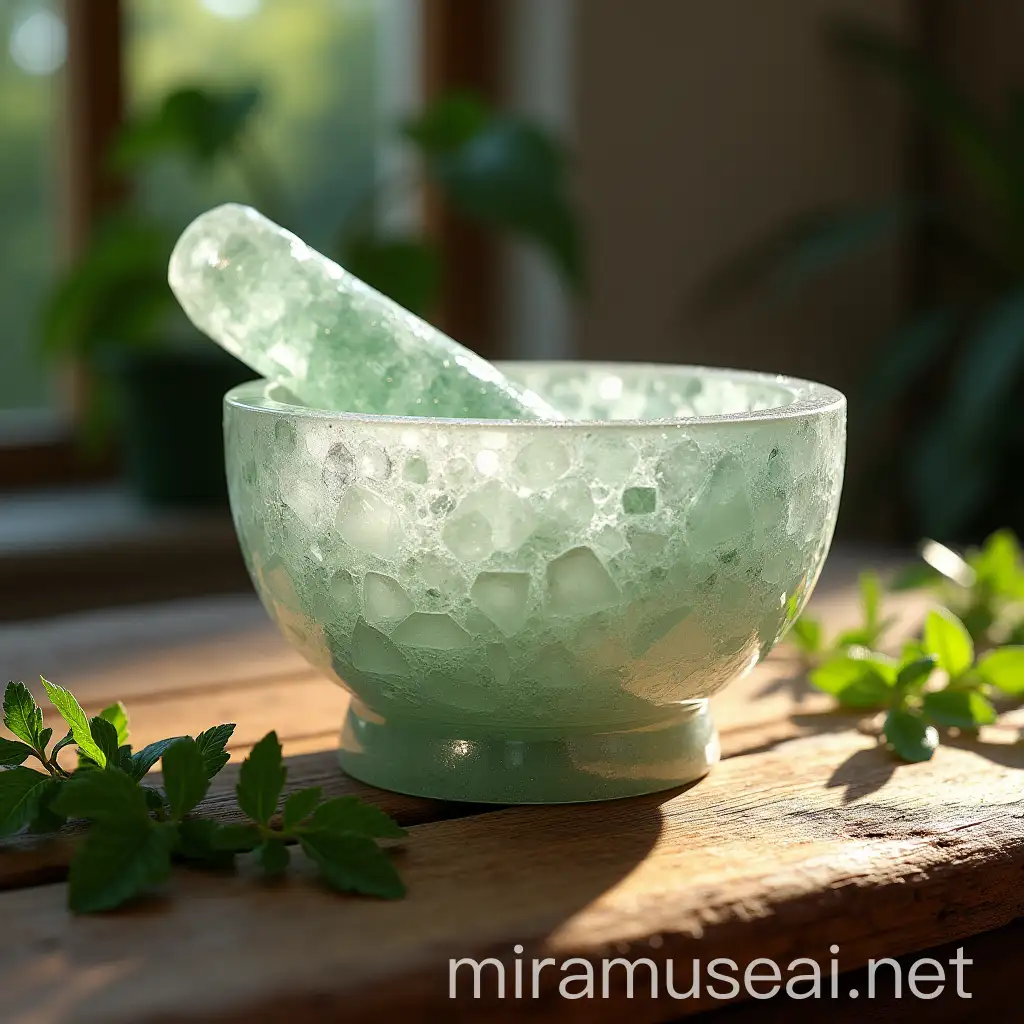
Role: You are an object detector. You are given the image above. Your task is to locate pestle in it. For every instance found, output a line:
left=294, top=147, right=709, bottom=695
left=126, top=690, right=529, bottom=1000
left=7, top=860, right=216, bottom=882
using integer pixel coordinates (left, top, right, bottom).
left=168, top=204, right=563, bottom=420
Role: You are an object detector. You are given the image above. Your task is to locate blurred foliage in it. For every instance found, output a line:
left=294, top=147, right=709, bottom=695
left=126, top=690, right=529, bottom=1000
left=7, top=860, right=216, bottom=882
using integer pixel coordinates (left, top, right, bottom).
left=695, top=18, right=1024, bottom=543
left=43, top=86, right=583, bottom=368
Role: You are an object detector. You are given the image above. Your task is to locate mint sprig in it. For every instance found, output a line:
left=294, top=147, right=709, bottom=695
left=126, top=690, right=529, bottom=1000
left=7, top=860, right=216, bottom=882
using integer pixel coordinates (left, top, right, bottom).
left=809, top=598, right=1024, bottom=761
left=0, top=680, right=407, bottom=912
left=213, top=731, right=407, bottom=899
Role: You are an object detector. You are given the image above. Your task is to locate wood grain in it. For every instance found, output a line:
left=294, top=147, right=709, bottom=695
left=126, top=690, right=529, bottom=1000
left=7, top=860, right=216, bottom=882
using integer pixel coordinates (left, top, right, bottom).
left=2, top=727, right=1022, bottom=1022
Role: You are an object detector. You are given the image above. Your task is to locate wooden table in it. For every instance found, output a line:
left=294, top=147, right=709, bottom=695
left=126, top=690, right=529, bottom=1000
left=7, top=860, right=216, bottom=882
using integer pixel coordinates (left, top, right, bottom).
left=2, top=553, right=1023, bottom=1022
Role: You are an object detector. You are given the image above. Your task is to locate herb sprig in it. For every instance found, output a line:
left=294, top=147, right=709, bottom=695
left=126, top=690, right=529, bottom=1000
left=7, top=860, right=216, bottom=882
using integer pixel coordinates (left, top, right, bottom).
left=792, top=530, right=1024, bottom=762
left=0, top=680, right=406, bottom=912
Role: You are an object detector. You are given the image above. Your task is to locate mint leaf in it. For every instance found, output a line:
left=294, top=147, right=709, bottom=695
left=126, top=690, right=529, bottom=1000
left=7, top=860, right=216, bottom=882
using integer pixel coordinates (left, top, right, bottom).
left=0, top=766, right=51, bottom=836
left=308, top=797, right=407, bottom=839
left=28, top=779, right=67, bottom=834
left=41, top=678, right=106, bottom=767
left=97, top=702, right=130, bottom=746
left=130, top=737, right=185, bottom=781
left=237, top=732, right=285, bottom=825
left=809, top=655, right=893, bottom=708
left=3, top=682, right=44, bottom=748
left=176, top=818, right=236, bottom=868
left=282, top=787, right=322, bottom=831
left=789, top=617, right=822, bottom=655
left=86, top=716, right=121, bottom=769
left=895, top=655, right=937, bottom=693
left=160, top=738, right=210, bottom=821
left=860, top=571, right=882, bottom=629
left=212, top=823, right=261, bottom=852
left=300, top=831, right=405, bottom=899
left=0, top=737, right=33, bottom=767
left=884, top=708, right=939, bottom=762
left=923, top=609, right=974, bottom=679
left=195, top=724, right=235, bottom=780
left=52, top=766, right=149, bottom=826
left=51, top=730, right=76, bottom=763
left=922, top=689, right=997, bottom=729
left=889, top=562, right=943, bottom=591
left=258, top=839, right=290, bottom=876
left=67, top=820, right=176, bottom=914
left=976, top=646, right=1024, bottom=695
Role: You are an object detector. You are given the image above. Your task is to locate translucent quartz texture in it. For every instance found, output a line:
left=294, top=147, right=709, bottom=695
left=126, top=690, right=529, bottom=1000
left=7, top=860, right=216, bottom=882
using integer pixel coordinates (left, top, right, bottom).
left=225, top=364, right=846, bottom=739
left=169, top=204, right=562, bottom=419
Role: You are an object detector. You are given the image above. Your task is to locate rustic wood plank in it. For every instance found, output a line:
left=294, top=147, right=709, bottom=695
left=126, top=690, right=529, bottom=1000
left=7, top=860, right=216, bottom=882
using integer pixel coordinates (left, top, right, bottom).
left=1, top=725, right=1021, bottom=1023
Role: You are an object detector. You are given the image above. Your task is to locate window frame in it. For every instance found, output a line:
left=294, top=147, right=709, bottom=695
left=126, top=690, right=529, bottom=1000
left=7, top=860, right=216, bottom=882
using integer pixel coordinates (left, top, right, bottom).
left=0, top=0, right=502, bottom=492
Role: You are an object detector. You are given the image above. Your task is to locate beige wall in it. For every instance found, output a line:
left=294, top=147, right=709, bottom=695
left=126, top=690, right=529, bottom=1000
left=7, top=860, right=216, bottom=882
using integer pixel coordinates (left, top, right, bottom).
left=571, top=0, right=914, bottom=395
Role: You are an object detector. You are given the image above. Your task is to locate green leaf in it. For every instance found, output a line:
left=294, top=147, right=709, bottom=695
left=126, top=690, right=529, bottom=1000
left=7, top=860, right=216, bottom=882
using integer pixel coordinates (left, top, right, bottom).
left=0, top=767, right=52, bottom=837
left=883, top=708, right=939, bottom=763
left=51, top=730, right=76, bottom=763
left=52, top=767, right=149, bottom=826
left=212, top=823, right=262, bottom=853
left=85, top=716, right=121, bottom=770
left=130, top=737, right=186, bottom=781
left=110, top=85, right=262, bottom=170
left=828, top=20, right=1019, bottom=213
left=0, top=737, right=33, bottom=767
left=28, top=779, right=68, bottom=834
left=949, top=293, right=1024, bottom=445
left=3, top=681, right=44, bottom=748
left=860, top=571, right=882, bottom=628
left=67, top=821, right=176, bottom=914
left=402, top=91, right=490, bottom=154
left=889, top=562, right=945, bottom=592
left=175, top=818, right=236, bottom=869
left=257, top=839, right=290, bottom=876
left=282, top=787, right=322, bottom=831
left=237, top=731, right=285, bottom=825
left=922, top=689, right=997, bottom=729
left=923, top=608, right=975, bottom=679
left=975, top=646, right=1024, bottom=695
left=97, top=702, right=129, bottom=746
left=788, top=617, right=823, bottom=655
left=307, top=797, right=407, bottom=840
left=809, top=654, right=894, bottom=708
left=160, top=738, right=210, bottom=822
left=300, top=831, right=405, bottom=899
left=425, top=115, right=585, bottom=289
left=693, top=200, right=923, bottom=314
left=41, top=678, right=107, bottom=768
left=970, top=529, right=1024, bottom=599
left=859, top=308, right=959, bottom=415
left=339, top=235, right=441, bottom=317
left=195, top=724, right=235, bottom=780
left=895, top=655, right=937, bottom=693
left=143, top=787, right=166, bottom=813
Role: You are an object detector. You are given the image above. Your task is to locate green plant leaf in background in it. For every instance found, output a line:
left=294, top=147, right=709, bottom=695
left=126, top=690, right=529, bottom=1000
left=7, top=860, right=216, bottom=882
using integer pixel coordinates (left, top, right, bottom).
left=827, top=19, right=1022, bottom=217
left=406, top=95, right=585, bottom=291
left=338, top=235, right=442, bottom=317
left=923, top=609, right=975, bottom=678
left=809, top=651, right=895, bottom=708
left=109, top=85, right=262, bottom=171
left=921, top=689, right=997, bottom=729
left=976, top=646, right=1024, bottom=694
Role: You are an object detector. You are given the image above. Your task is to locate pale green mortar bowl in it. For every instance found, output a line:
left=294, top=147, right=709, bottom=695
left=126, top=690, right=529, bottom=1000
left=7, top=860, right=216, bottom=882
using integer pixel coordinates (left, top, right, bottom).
left=225, top=363, right=846, bottom=803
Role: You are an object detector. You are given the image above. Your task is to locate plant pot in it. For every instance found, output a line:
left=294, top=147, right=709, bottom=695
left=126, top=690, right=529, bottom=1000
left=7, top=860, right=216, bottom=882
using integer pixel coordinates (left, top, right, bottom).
left=109, top=346, right=254, bottom=508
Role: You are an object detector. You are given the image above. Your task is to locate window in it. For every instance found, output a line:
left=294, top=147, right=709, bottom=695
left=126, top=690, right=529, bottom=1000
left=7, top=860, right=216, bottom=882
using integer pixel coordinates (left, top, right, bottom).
left=0, top=1, right=63, bottom=415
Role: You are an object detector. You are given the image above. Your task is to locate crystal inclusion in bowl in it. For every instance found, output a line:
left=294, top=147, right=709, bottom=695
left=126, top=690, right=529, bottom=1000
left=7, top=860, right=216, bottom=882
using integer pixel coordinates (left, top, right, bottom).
left=225, top=363, right=846, bottom=803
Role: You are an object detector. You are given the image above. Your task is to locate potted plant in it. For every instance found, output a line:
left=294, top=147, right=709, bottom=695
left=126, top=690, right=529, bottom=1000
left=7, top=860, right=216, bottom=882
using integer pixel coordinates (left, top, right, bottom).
left=42, top=86, right=584, bottom=508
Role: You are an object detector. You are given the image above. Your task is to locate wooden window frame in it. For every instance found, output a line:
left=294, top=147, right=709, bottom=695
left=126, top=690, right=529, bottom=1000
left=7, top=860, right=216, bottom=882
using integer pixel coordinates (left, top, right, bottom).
left=0, top=0, right=502, bottom=492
